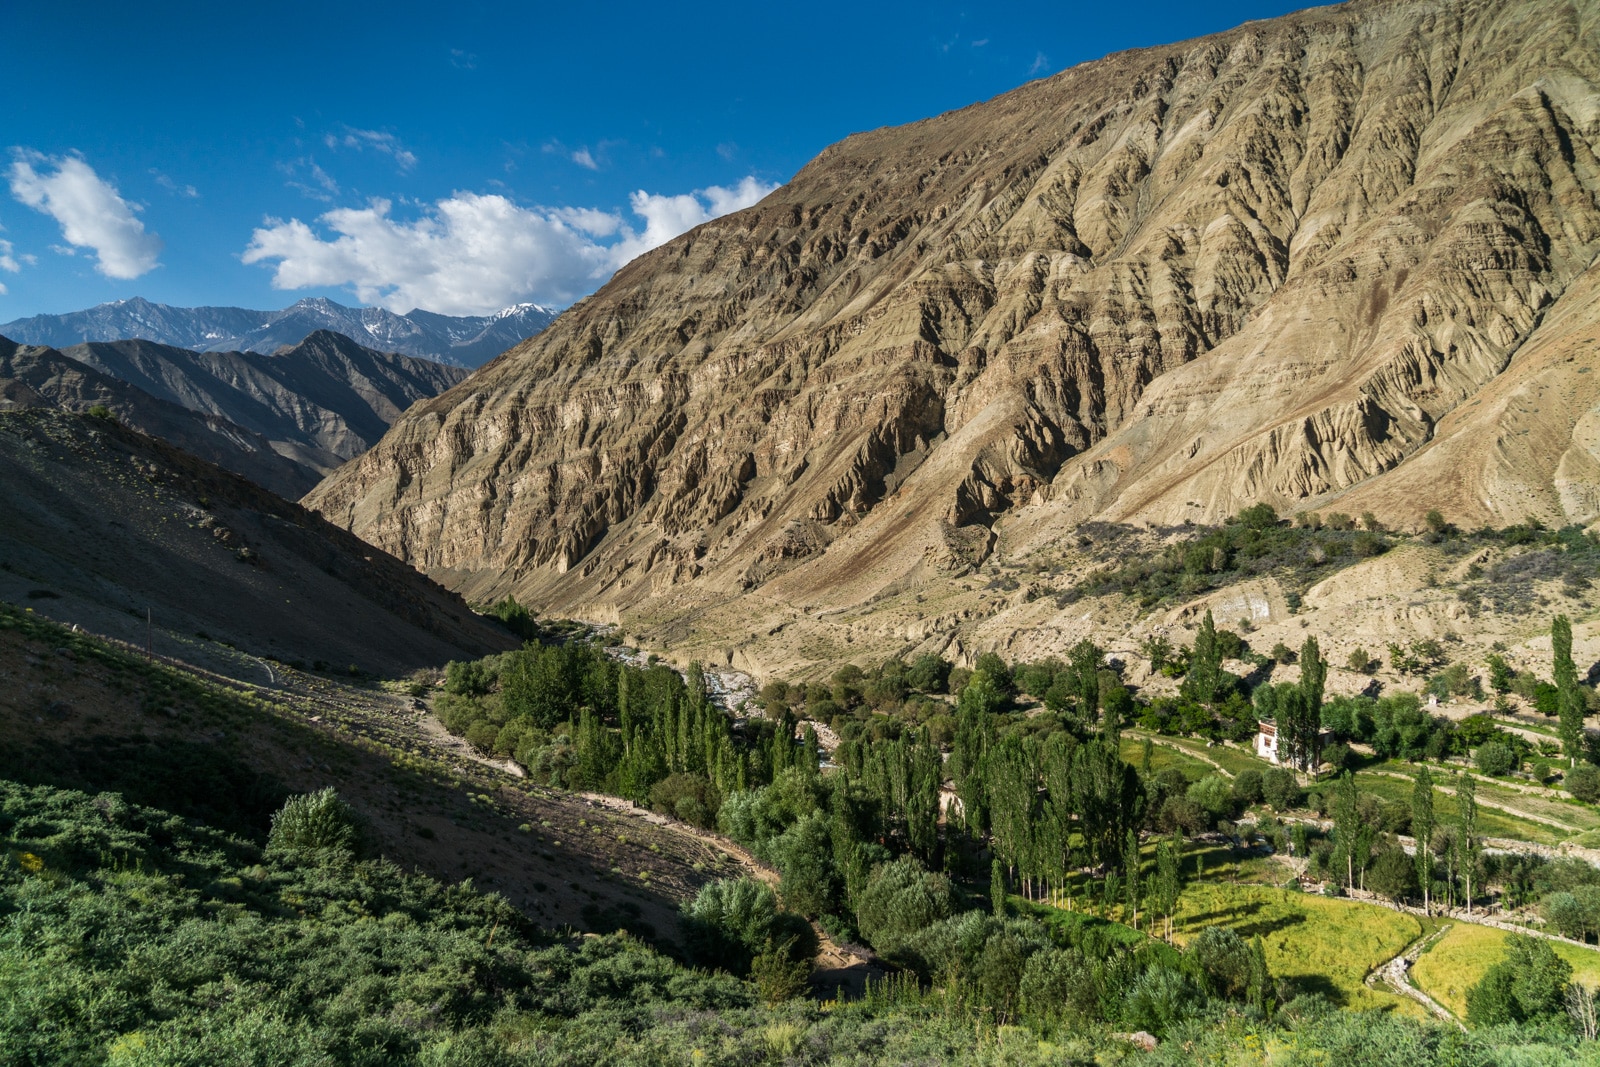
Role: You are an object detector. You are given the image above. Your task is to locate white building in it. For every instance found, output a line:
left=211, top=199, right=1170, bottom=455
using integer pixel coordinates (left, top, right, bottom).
left=1254, top=720, right=1333, bottom=770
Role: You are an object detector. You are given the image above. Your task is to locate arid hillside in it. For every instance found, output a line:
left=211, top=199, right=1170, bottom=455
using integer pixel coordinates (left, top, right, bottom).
left=0, top=409, right=515, bottom=676
left=0, top=331, right=467, bottom=497
left=307, top=0, right=1600, bottom=669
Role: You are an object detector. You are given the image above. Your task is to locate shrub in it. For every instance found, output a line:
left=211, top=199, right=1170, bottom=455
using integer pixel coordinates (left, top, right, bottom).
left=1466, top=935, right=1572, bottom=1026
left=855, top=857, right=952, bottom=956
left=1262, top=768, right=1300, bottom=811
left=267, top=788, right=359, bottom=856
left=1232, top=768, right=1264, bottom=806
left=1187, top=775, right=1235, bottom=821
left=1476, top=741, right=1517, bottom=777
left=680, top=877, right=817, bottom=976
left=1346, top=648, right=1374, bottom=674
left=1367, top=847, right=1418, bottom=902
left=1567, top=763, right=1600, bottom=804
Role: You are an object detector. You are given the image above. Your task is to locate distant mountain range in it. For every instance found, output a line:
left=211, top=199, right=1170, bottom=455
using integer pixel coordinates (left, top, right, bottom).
left=0, top=297, right=558, bottom=367
left=0, top=330, right=467, bottom=497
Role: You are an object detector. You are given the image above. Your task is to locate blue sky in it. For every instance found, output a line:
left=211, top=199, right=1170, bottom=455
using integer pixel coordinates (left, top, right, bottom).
left=2, top=0, right=1311, bottom=319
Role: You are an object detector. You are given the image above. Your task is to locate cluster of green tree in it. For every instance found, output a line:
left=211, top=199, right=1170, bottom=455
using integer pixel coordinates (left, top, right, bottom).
left=1067, top=504, right=1389, bottom=608
left=1466, top=935, right=1585, bottom=1030
left=1315, top=694, right=1531, bottom=771
left=436, top=643, right=811, bottom=828
left=1531, top=858, right=1600, bottom=944
left=11, top=769, right=1597, bottom=1067
left=1290, top=770, right=1484, bottom=914
left=758, top=653, right=955, bottom=736
left=1443, top=518, right=1600, bottom=602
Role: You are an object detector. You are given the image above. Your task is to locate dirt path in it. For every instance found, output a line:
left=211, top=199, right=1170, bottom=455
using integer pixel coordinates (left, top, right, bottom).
left=1362, top=768, right=1582, bottom=833
left=1128, top=730, right=1235, bottom=778
left=1366, top=925, right=1461, bottom=1027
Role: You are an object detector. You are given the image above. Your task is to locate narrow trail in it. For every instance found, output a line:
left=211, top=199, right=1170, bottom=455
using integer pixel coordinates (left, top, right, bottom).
left=1362, top=768, right=1583, bottom=833
left=1128, top=731, right=1235, bottom=779
left=1366, top=925, right=1461, bottom=1028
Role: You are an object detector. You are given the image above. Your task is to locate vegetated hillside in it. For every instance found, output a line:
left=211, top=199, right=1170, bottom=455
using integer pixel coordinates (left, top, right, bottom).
left=308, top=0, right=1600, bottom=665
left=5, top=603, right=1600, bottom=1065
left=0, top=330, right=466, bottom=497
left=0, top=408, right=516, bottom=676
left=0, top=295, right=559, bottom=367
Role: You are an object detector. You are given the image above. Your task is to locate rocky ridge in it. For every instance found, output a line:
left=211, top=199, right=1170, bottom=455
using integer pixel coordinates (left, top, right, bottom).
left=307, top=0, right=1600, bottom=671
left=0, top=297, right=558, bottom=368
left=0, top=331, right=466, bottom=497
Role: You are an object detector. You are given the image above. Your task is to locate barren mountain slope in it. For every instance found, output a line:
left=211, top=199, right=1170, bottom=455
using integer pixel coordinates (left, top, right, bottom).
left=308, top=0, right=1600, bottom=651
left=64, top=331, right=468, bottom=480
left=0, top=335, right=313, bottom=496
left=0, top=331, right=466, bottom=496
left=0, top=409, right=515, bottom=675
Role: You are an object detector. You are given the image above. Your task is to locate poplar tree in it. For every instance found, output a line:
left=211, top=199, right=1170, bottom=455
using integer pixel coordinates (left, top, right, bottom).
left=1155, top=831, right=1182, bottom=940
left=1182, top=610, right=1223, bottom=706
left=1458, top=775, right=1479, bottom=914
left=1124, top=828, right=1142, bottom=929
left=1412, top=767, right=1434, bottom=912
left=1555, top=615, right=1584, bottom=763
left=1298, top=635, right=1327, bottom=776
left=1332, top=772, right=1360, bottom=891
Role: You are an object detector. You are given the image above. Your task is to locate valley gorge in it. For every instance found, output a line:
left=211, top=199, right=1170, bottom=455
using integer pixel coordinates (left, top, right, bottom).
left=307, top=0, right=1600, bottom=673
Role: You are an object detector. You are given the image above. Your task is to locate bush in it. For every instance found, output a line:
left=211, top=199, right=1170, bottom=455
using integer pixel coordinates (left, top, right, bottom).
left=267, top=787, right=359, bottom=856
left=1187, top=775, right=1235, bottom=821
left=1567, top=763, right=1600, bottom=804
left=649, top=772, right=719, bottom=828
left=1476, top=741, right=1517, bottom=777
left=680, top=877, right=817, bottom=976
left=1367, top=847, right=1418, bottom=903
left=855, top=857, right=952, bottom=956
left=1346, top=648, right=1374, bottom=674
left=1262, top=768, right=1300, bottom=811
left=1232, top=768, right=1264, bottom=806
left=1466, top=935, right=1572, bottom=1026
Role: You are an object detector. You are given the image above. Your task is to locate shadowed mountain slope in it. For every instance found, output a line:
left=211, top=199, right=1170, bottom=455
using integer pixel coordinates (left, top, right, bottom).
left=0, top=331, right=467, bottom=496
left=0, top=409, right=515, bottom=676
left=306, top=0, right=1600, bottom=642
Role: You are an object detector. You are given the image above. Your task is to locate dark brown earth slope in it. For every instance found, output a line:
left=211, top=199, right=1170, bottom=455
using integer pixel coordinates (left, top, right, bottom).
left=0, top=409, right=515, bottom=676
left=306, top=0, right=1600, bottom=652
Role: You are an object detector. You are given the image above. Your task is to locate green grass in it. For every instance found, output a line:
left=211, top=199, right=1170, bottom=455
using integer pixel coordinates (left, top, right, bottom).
left=1349, top=771, right=1566, bottom=845
left=1411, top=922, right=1600, bottom=1019
left=1130, top=731, right=1269, bottom=779
left=1170, top=882, right=1424, bottom=1012
left=1120, top=737, right=1215, bottom=781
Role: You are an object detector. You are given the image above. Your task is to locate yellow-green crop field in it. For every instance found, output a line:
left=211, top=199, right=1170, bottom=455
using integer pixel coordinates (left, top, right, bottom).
left=1410, top=922, right=1600, bottom=1019
left=1171, top=882, right=1425, bottom=1012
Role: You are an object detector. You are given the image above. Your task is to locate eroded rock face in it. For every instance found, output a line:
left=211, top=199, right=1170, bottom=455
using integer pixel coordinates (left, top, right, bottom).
left=308, top=0, right=1600, bottom=627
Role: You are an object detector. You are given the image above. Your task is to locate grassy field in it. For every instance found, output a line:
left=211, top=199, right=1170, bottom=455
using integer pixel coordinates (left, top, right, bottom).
left=1120, top=736, right=1217, bottom=781
left=1168, top=883, right=1425, bottom=1012
left=1350, top=770, right=1567, bottom=844
left=1410, top=923, right=1600, bottom=1019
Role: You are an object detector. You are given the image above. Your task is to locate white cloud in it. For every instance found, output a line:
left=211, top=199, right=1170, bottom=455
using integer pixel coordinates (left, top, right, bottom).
left=7, top=153, right=163, bottom=279
left=571, top=148, right=599, bottom=170
left=325, top=127, right=417, bottom=171
left=610, top=176, right=776, bottom=264
left=0, top=234, right=16, bottom=295
left=242, top=176, right=780, bottom=315
left=1029, top=51, right=1050, bottom=76
left=151, top=170, right=199, bottom=198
